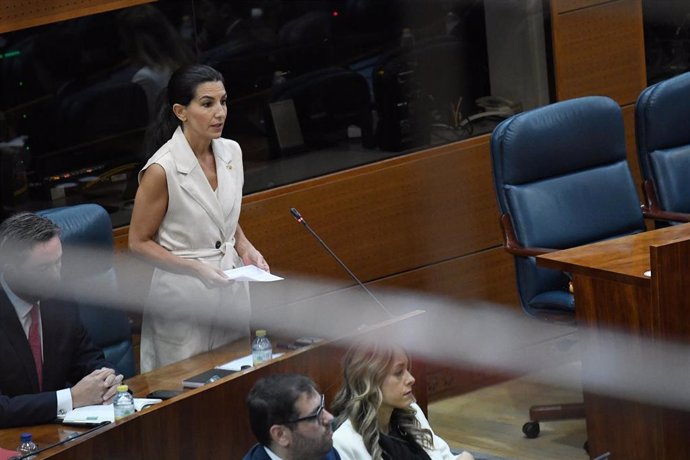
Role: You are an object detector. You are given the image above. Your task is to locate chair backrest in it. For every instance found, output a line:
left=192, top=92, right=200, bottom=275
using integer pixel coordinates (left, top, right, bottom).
left=635, top=71, right=690, bottom=214
left=491, top=96, right=645, bottom=316
left=270, top=67, right=374, bottom=149
left=56, top=81, right=148, bottom=147
left=37, top=204, right=135, bottom=378
left=202, top=38, right=277, bottom=99
left=278, top=11, right=333, bottom=73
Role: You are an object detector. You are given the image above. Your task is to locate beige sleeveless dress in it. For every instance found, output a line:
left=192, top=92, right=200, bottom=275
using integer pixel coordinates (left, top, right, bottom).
left=139, top=127, right=250, bottom=372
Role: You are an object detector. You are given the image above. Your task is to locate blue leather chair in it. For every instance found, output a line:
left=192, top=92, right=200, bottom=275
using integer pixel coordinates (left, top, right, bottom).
left=635, top=71, right=690, bottom=225
left=490, top=96, right=647, bottom=437
left=38, top=204, right=136, bottom=378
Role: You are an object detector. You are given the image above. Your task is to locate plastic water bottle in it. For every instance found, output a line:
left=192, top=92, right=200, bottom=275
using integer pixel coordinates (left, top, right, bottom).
left=252, top=330, right=272, bottom=366
left=17, top=432, right=38, bottom=458
left=113, top=385, right=135, bottom=421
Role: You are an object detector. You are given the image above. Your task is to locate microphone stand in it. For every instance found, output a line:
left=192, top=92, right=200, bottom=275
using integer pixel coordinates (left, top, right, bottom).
left=289, top=208, right=394, bottom=319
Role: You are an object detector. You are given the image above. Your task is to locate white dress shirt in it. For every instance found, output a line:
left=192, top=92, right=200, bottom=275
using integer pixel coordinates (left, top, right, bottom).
left=263, top=446, right=282, bottom=460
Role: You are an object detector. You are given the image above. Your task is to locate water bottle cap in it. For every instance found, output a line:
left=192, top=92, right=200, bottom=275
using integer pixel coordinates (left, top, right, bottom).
left=256, top=329, right=267, bottom=337
left=20, top=433, right=32, bottom=442
left=117, top=385, right=129, bottom=392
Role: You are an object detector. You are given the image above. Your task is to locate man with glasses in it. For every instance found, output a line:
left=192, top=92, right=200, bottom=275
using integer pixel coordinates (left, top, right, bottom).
left=244, top=374, right=341, bottom=460
left=0, top=212, right=123, bottom=427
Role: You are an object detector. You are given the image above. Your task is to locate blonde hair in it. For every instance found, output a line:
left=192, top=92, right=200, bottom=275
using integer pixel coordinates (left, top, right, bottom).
left=331, top=341, right=433, bottom=459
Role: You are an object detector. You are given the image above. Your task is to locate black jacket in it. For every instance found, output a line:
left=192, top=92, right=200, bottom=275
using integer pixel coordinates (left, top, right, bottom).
left=0, top=288, right=110, bottom=427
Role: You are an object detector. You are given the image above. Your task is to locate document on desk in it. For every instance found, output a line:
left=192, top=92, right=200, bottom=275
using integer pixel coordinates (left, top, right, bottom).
left=62, top=398, right=163, bottom=425
left=223, top=265, right=283, bottom=282
left=215, top=353, right=284, bottom=371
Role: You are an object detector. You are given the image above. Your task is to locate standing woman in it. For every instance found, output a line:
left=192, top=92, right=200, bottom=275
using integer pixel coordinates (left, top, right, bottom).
left=129, top=64, right=268, bottom=372
left=331, top=341, right=474, bottom=460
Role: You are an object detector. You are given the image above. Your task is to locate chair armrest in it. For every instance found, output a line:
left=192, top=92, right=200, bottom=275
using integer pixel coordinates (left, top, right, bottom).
left=640, top=180, right=690, bottom=223
left=642, top=207, right=690, bottom=223
left=500, top=214, right=557, bottom=257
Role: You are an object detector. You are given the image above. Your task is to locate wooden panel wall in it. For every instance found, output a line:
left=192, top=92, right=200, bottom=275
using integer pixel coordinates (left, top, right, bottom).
left=0, top=0, right=155, bottom=34
left=552, top=0, right=619, bottom=14
left=375, top=247, right=516, bottom=306
left=240, top=136, right=503, bottom=288
left=113, top=226, right=129, bottom=251
left=550, top=0, right=646, bottom=105
left=550, top=0, right=647, bottom=199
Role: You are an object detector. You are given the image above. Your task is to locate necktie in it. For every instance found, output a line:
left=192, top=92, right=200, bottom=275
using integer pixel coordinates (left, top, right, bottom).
left=28, top=305, right=42, bottom=390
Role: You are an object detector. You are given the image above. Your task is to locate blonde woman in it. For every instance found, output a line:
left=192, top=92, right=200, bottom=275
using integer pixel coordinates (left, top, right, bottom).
left=332, top=341, right=474, bottom=460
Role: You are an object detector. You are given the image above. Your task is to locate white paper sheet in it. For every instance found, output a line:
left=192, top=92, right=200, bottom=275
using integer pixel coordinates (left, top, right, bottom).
left=223, top=265, right=283, bottom=282
left=134, top=398, right=163, bottom=411
left=215, top=353, right=284, bottom=371
left=63, top=404, right=115, bottom=424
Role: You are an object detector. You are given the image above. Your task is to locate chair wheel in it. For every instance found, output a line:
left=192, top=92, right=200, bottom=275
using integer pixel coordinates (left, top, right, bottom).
left=522, top=421, right=540, bottom=439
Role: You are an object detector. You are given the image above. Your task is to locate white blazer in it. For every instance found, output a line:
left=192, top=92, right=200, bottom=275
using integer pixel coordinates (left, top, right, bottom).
left=139, top=127, right=250, bottom=372
left=333, top=403, right=459, bottom=460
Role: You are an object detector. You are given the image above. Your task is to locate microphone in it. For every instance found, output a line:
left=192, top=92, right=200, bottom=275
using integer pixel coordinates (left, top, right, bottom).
left=289, top=208, right=394, bottom=318
left=11, top=421, right=110, bottom=459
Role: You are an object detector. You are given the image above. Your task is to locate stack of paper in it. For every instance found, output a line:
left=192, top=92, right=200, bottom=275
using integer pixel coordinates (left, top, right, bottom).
left=62, top=398, right=162, bottom=425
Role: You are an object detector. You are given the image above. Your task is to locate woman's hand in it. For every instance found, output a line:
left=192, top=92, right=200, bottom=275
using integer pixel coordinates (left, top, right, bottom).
left=240, top=247, right=270, bottom=273
left=195, top=260, right=231, bottom=288
left=234, top=224, right=270, bottom=272
left=456, top=452, right=475, bottom=460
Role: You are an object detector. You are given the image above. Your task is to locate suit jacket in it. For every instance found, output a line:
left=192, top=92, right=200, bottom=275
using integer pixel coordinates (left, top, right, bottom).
left=242, top=443, right=341, bottom=460
left=0, top=288, right=110, bottom=428
left=333, top=403, right=457, bottom=460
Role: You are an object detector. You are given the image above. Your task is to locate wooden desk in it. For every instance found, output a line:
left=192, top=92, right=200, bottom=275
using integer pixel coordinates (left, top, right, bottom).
left=539, top=224, right=690, bottom=459
left=0, top=311, right=427, bottom=459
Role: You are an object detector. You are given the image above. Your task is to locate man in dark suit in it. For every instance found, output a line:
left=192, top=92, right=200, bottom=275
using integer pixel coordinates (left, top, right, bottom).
left=0, top=212, right=123, bottom=428
left=244, top=374, right=340, bottom=460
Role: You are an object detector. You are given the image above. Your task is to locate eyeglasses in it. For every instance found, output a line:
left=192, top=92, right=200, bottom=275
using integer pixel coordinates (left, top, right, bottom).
left=283, top=394, right=325, bottom=424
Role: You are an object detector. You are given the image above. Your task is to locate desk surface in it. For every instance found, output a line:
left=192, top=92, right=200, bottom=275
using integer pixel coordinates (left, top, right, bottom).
left=0, top=338, right=252, bottom=455
left=538, top=223, right=690, bottom=285
left=538, top=224, right=690, bottom=459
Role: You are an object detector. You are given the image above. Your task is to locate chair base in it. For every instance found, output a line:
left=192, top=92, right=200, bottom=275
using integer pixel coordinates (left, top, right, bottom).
left=523, top=402, right=585, bottom=439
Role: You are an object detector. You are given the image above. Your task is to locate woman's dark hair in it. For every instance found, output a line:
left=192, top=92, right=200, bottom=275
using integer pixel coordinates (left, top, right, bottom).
left=143, top=64, right=224, bottom=159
